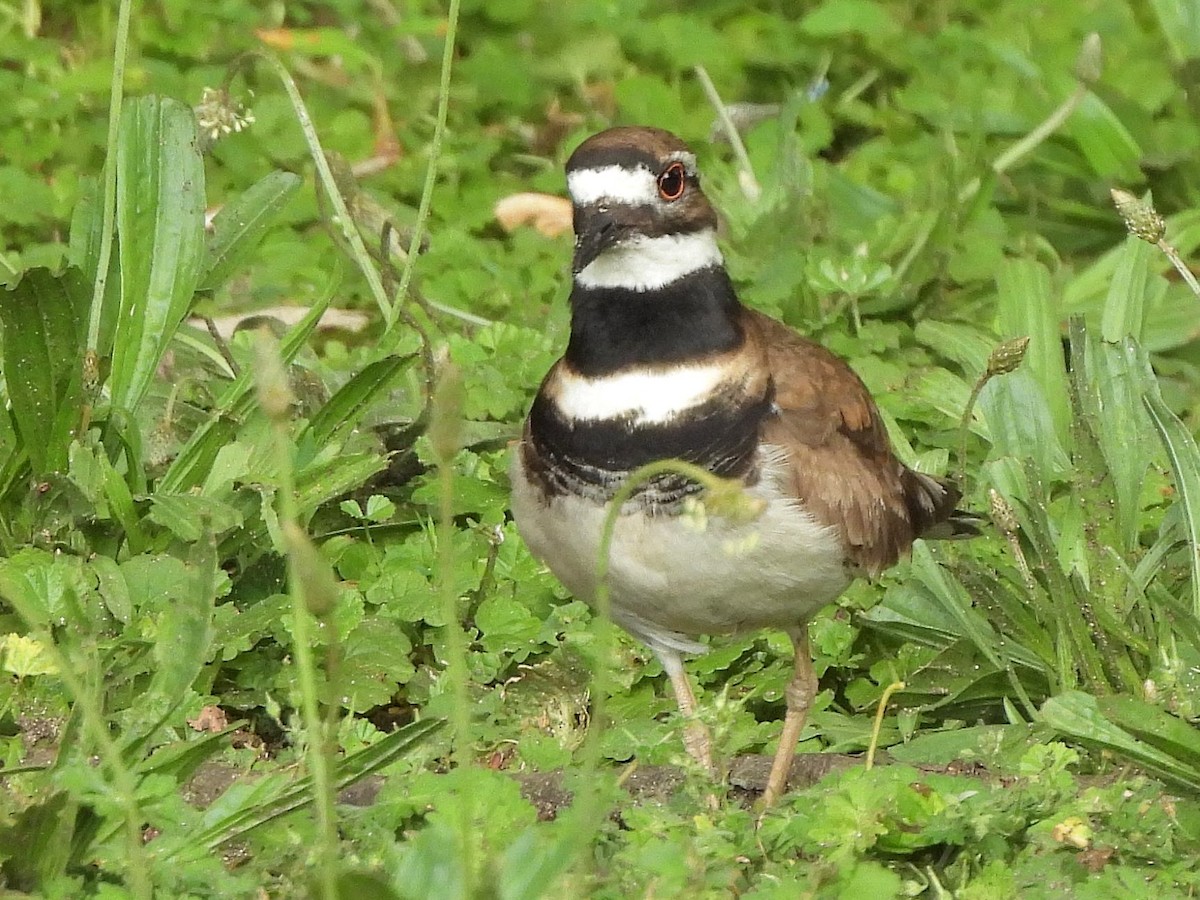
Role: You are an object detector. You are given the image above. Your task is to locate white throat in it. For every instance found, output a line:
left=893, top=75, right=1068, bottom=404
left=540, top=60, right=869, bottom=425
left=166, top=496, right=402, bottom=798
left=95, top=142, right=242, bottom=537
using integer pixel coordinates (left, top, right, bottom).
left=575, top=229, right=723, bottom=292
left=553, top=362, right=730, bottom=426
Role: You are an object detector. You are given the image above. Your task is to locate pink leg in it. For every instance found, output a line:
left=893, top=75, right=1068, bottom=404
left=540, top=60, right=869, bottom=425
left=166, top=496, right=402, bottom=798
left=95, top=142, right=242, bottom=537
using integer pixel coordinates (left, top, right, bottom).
left=655, top=647, right=715, bottom=773
left=761, top=626, right=817, bottom=807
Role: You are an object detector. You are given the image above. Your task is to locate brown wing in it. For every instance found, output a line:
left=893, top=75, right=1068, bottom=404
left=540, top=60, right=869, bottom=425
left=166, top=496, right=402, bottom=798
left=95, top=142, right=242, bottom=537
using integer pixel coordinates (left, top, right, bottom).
left=744, top=309, right=961, bottom=577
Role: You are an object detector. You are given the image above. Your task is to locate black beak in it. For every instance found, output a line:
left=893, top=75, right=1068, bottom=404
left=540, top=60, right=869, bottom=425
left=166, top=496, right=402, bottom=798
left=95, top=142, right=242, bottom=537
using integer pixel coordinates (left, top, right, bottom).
left=571, top=206, right=627, bottom=273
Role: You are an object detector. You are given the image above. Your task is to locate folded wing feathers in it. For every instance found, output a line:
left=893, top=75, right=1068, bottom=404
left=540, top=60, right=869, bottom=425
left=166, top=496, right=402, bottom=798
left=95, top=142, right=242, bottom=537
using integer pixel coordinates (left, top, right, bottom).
left=903, top=469, right=983, bottom=541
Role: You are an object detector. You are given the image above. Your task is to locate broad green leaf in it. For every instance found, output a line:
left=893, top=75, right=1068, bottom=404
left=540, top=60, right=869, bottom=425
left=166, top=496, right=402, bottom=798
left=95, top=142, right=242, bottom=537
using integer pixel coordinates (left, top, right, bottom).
left=110, top=95, right=206, bottom=414
left=1097, top=696, right=1200, bottom=771
left=0, top=633, right=58, bottom=677
left=121, top=538, right=219, bottom=759
left=1100, top=234, right=1152, bottom=343
left=886, top=724, right=1035, bottom=768
left=199, top=170, right=302, bottom=292
left=912, top=320, right=994, bottom=374
left=174, top=326, right=236, bottom=378
left=137, top=723, right=243, bottom=783
left=978, top=370, right=1070, bottom=481
left=1148, top=0, right=1200, bottom=62
left=158, top=416, right=240, bottom=497
left=296, top=452, right=388, bottom=519
left=96, top=443, right=148, bottom=554
left=337, top=619, right=416, bottom=709
left=148, top=493, right=245, bottom=542
left=500, top=824, right=580, bottom=900
left=1041, top=692, right=1200, bottom=792
left=393, top=822, right=470, bottom=900
left=336, top=873, right=401, bottom=900
left=800, top=0, right=901, bottom=39
left=0, top=409, right=24, bottom=498
left=66, top=439, right=108, bottom=513
left=0, top=791, right=75, bottom=890
left=0, top=267, right=88, bottom=474
left=909, top=543, right=1008, bottom=675
left=1071, top=326, right=1154, bottom=552
left=862, top=583, right=960, bottom=647
left=912, top=369, right=987, bottom=440
left=88, top=555, right=131, bottom=624
left=823, top=167, right=897, bottom=235
left=995, top=259, right=1071, bottom=448
left=0, top=549, right=78, bottom=629
left=66, top=175, right=102, bottom=278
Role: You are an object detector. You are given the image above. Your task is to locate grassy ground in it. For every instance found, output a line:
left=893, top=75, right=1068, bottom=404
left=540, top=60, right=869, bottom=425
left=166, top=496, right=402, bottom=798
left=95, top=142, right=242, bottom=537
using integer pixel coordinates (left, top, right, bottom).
left=1, top=0, right=1200, bottom=897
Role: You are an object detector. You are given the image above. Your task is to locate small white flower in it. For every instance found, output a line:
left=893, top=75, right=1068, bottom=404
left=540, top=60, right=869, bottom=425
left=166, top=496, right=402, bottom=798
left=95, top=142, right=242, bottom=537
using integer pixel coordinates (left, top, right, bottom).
left=195, top=87, right=256, bottom=145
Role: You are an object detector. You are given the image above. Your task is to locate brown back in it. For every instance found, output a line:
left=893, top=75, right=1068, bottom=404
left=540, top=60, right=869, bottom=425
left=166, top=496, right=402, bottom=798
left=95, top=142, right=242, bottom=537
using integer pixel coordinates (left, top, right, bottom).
left=746, top=309, right=961, bottom=576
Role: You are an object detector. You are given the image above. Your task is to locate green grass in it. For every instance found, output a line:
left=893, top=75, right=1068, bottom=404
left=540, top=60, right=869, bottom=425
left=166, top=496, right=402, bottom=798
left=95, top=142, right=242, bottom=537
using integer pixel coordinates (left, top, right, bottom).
left=1, top=0, right=1200, bottom=896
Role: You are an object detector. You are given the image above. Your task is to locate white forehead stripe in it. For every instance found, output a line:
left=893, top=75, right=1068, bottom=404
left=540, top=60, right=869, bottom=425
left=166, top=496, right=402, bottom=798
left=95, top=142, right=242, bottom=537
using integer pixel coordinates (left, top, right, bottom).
left=566, top=154, right=698, bottom=206
left=568, top=165, right=658, bottom=205
left=555, top=363, right=728, bottom=425
left=576, top=229, right=723, bottom=291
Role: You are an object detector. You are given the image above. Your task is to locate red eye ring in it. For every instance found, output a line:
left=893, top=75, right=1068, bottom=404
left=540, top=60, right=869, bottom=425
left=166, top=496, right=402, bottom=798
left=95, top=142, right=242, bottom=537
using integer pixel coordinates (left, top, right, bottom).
left=657, top=162, right=687, bottom=201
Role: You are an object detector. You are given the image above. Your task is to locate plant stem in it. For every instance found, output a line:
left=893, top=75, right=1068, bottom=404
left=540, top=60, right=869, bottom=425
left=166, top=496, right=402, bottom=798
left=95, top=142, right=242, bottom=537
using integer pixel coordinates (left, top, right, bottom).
left=258, top=335, right=340, bottom=900
left=387, top=0, right=462, bottom=350
left=694, top=65, right=761, bottom=201
left=991, top=84, right=1087, bottom=176
left=575, top=461, right=755, bottom=849
left=282, top=517, right=341, bottom=900
left=256, top=52, right=394, bottom=327
left=84, top=0, right=131, bottom=355
left=958, top=71, right=1091, bottom=205
left=956, top=375, right=987, bottom=487
left=1157, top=238, right=1200, bottom=299
left=428, top=362, right=475, bottom=896
left=865, top=681, right=906, bottom=771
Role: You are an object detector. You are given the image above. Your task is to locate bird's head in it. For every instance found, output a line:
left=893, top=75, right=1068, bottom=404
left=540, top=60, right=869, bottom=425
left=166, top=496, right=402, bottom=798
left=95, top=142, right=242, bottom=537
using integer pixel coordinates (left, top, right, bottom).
left=565, top=127, right=722, bottom=291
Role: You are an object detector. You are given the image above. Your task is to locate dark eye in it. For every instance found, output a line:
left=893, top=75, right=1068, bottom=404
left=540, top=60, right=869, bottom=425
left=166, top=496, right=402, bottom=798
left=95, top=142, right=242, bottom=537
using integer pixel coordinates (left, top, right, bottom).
left=657, top=162, right=687, bottom=201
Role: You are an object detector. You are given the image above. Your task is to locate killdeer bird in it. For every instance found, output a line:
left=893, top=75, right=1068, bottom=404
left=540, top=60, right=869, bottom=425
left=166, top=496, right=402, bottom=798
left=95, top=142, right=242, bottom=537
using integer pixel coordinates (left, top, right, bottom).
left=510, top=126, right=973, bottom=807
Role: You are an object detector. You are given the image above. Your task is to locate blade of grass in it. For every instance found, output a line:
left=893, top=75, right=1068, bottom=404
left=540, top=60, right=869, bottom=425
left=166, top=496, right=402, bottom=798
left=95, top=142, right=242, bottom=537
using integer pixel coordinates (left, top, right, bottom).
left=384, top=0, right=462, bottom=349
left=199, top=170, right=302, bottom=291
left=159, top=280, right=334, bottom=493
left=428, top=361, right=477, bottom=894
left=910, top=543, right=1040, bottom=716
left=1143, top=390, right=1200, bottom=618
left=155, top=719, right=444, bottom=860
left=83, top=0, right=133, bottom=361
left=303, top=354, right=415, bottom=446
left=249, top=52, right=395, bottom=326
left=1097, top=696, right=1200, bottom=771
left=1100, top=234, right=1152, bottom=343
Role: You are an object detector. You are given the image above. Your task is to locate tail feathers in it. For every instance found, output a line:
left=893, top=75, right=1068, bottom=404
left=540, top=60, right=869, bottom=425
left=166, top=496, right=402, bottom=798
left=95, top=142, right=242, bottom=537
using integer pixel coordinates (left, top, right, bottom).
left=921, top=510, right=985, bottom=540
left=903, top=469, right=983, bottom=540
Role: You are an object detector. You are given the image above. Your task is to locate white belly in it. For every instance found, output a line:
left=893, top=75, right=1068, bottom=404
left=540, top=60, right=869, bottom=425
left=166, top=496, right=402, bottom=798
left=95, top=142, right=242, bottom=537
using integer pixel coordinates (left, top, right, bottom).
left=510, top=447, right=851, bottom=655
